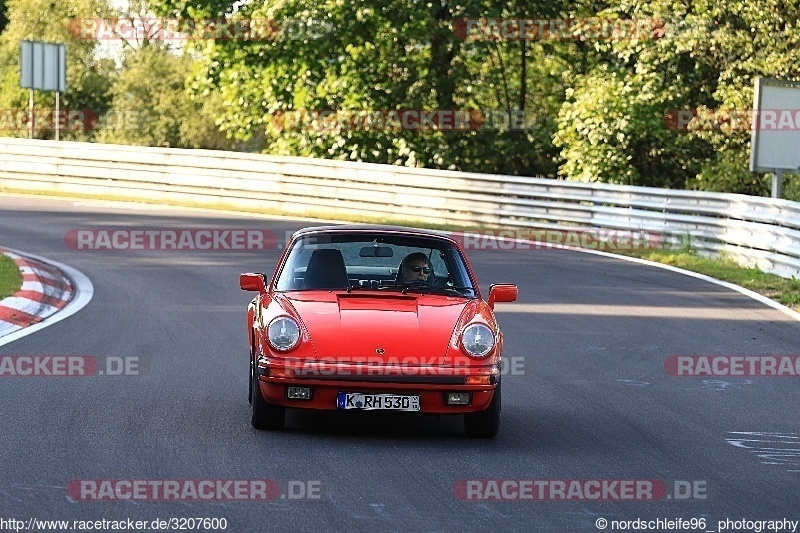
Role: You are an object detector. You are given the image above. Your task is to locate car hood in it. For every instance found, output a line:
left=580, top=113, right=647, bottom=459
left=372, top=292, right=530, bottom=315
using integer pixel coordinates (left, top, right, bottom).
left=278, top=291, right=473, bottom=362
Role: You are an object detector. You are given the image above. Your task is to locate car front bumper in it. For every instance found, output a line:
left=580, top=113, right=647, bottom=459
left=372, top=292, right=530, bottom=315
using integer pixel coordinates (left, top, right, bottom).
left=255, top=359, right=499, bottom=413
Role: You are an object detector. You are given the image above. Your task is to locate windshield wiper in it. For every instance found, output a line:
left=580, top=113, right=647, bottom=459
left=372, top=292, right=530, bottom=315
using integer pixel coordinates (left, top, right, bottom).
left=402, top=285, right=477, bottom=296
left=346, top=284, right=476, bottom=296
left=346, top=285, right=378, bottom=292
left=346, top=283, right=405, bottom=292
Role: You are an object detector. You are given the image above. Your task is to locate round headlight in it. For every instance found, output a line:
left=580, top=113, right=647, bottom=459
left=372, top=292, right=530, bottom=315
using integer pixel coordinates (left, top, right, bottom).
left=461, top=323, right=495, bottom=357
left=267, top=317, right=301, bottom=351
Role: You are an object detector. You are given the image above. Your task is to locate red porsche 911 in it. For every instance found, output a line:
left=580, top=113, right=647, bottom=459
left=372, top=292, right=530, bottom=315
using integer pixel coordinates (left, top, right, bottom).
left=240, top=225, right=518, bottom=438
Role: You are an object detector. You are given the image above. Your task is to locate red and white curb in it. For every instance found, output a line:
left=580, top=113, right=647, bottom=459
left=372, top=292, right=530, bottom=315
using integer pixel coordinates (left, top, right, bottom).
left=0, top=251, right=72, bottom=331
left=0, top=247, right=93, bottom=346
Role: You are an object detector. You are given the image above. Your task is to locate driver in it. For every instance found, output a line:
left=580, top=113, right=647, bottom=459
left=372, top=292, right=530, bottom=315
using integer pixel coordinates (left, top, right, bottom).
left=398, top=252, right=432, bottom=283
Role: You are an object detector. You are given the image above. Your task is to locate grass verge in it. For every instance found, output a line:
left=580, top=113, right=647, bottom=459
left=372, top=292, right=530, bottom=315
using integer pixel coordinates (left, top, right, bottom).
left=0, top=252, right=22, bottom=300
left=619, top=248, right=800, bottom=313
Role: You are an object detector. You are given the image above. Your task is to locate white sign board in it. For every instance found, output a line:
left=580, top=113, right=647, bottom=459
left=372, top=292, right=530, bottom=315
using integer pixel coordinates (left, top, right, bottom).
left=20, top=40, right=67, bottom=92
left=749, top=77, right=800, bottom=173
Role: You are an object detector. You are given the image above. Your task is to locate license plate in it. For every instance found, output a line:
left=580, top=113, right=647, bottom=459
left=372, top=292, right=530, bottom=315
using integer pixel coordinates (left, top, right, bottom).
left=337, top=393, right=420, bottom=411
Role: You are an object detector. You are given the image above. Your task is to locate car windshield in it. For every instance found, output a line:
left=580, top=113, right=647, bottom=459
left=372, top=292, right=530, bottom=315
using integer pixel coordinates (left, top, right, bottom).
left=273, top=232, right=477, bottom=297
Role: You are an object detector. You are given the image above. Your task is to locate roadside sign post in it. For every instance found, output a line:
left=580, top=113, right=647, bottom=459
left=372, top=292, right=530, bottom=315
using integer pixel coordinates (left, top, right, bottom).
left=28, top=88, right=33, bottom=139
left=749, top=77, right=800, bottom=199
left=19, top=40, right=67, bottom=140
left=772, top=170, right=783, bottom=199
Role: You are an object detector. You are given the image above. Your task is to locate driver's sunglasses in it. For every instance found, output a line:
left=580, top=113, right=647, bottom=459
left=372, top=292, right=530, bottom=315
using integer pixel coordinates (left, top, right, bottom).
left=409, top=265, right=431, bottom=274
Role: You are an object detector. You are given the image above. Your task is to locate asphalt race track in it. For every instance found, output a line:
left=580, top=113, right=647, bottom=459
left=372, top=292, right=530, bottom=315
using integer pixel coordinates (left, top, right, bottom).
left=1, top=195, right=798, bottom=532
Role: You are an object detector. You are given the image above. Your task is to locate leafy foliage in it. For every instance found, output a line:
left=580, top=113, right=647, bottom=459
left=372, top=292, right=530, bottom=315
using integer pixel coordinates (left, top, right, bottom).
left=0, top=0, right=7, bottom=34
left=554, top=0, right=800, bottom=190
left=97, top=44, right=230, bottom=148
left=154, top=0, right=572, bottom=176
left=0, top=0, right=115, bottom=139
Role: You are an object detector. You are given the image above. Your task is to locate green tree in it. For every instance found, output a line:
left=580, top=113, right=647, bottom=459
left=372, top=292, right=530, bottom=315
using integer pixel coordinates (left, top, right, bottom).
left=0, top=0, right=115, bottom=139
left=106, top=0, right=800, bottom=196
left=97, top=44, right=231, bottom=149
left=682, top=0, right=800, bottom=196
left=153, top=0, right=573, bottom=175
left=554, top=0, right=800, bottom=193
left=553, top=2, right=719, bottom=187
left=0, top=0, right=8, bottom=34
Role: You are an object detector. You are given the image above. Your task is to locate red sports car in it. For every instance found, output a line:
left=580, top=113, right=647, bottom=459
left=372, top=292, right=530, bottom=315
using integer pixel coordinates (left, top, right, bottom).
left=240, top=225, right=518, bottom=438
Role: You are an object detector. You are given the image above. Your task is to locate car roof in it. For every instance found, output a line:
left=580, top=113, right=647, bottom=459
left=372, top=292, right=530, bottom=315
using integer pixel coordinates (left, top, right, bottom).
left=291, top=224, right=455, bottom=241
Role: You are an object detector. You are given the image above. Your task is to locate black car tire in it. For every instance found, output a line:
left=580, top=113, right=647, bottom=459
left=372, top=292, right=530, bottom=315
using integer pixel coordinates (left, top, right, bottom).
left=464, top=378, right=501, bottom=438
left=251, top=364, right=285, bottom=430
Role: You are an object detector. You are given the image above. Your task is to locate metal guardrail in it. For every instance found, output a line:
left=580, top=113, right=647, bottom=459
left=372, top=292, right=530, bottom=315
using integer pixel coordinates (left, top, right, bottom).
left=1, top=137, right=799, bottom=279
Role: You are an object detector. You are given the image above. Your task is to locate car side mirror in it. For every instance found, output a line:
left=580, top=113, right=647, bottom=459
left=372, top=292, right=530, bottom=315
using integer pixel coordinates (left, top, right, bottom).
left=488, top=284, right=518, bottom=309
left=240, top=273, right=267, bottom=292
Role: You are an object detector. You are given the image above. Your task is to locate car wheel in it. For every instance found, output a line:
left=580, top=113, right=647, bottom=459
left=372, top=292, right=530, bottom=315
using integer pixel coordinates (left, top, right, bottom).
left=251, top=363, right=285, bottom=430
left=464, top=378, right=501, bottom=438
